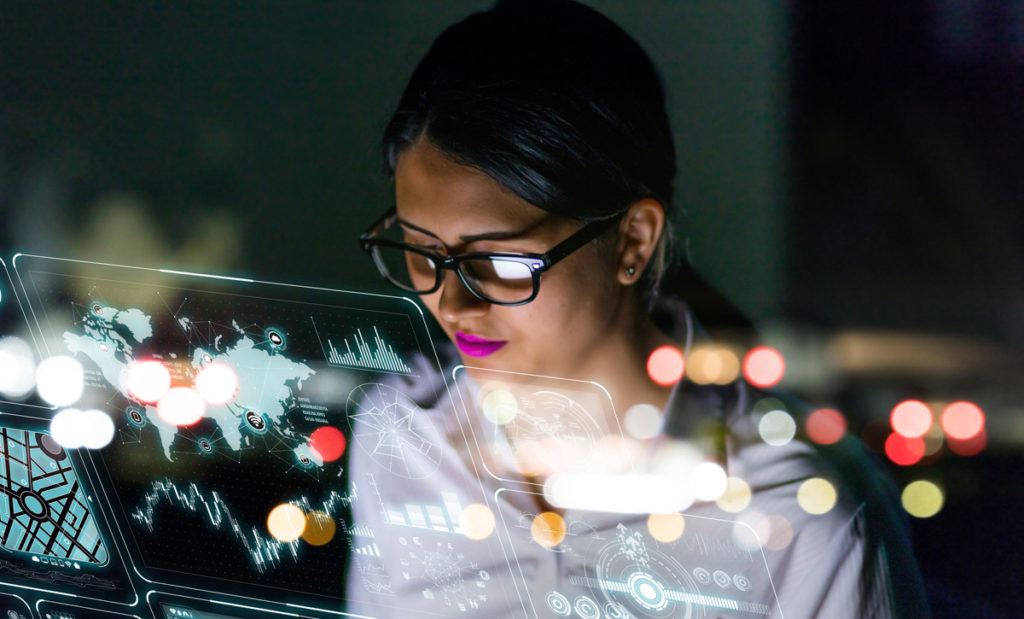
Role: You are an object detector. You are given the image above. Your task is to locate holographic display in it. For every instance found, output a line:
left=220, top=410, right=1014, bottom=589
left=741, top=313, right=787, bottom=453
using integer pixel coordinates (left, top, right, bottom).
left=12, top=255, right=446, bottom=611
left=0, top=427, right=107, bottom=564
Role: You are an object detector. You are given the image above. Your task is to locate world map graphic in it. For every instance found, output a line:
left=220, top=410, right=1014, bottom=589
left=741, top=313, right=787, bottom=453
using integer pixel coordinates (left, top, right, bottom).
left=63, top=304, right=318, bottom=465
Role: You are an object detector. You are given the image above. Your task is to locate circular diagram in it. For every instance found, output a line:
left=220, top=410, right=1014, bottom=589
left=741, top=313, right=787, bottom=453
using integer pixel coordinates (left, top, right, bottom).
left=584, top=524, right=705, bottom=618
left=346, top=383, right=441, bottom=479
left=499, top=390, right=604, bottom=475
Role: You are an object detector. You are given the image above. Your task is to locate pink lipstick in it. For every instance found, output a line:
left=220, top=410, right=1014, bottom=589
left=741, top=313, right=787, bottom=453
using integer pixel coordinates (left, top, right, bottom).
left=455, top=332, right=507, bottom=358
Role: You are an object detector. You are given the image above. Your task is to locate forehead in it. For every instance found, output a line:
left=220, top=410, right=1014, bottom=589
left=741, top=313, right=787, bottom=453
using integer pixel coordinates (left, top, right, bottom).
left=393, top=138, right=550, bottom=235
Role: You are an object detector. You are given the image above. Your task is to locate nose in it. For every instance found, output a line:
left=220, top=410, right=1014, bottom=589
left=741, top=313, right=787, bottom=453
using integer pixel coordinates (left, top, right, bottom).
left=437, top=269, right=490, bottom=323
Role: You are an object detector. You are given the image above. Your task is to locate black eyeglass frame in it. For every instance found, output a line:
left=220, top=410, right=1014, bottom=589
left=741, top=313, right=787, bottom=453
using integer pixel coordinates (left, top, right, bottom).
left=359, top=206, right=624, bottom=306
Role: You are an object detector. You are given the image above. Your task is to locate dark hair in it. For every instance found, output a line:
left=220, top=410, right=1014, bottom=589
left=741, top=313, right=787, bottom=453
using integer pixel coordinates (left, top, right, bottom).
left=383, top=0, right=752, bottom=334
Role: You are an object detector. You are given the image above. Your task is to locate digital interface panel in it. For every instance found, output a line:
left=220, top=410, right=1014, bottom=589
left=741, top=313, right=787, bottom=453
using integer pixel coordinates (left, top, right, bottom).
left=0, top=256, right=784, bottom=617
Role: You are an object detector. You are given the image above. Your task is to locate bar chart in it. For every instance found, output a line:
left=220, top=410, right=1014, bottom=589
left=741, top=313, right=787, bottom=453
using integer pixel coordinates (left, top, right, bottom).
left=321, top=325, right=413, bottom=374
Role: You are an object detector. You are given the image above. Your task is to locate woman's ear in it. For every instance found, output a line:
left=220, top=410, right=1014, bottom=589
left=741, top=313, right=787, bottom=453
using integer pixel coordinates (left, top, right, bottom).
left=616, top=198, right=665, bottom=286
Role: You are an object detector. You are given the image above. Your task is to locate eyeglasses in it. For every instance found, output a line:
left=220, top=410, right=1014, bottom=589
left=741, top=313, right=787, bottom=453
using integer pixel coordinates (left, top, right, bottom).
left=359, top=207, right=622, bottom=306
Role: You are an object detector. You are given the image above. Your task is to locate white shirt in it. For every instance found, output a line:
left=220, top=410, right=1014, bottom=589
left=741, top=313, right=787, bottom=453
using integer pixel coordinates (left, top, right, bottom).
left=344, top=344, right=928, bottom=618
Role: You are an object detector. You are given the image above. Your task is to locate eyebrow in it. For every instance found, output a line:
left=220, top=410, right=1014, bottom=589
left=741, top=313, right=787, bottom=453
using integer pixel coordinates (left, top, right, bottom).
left=397, top=216, right=549, bottom=244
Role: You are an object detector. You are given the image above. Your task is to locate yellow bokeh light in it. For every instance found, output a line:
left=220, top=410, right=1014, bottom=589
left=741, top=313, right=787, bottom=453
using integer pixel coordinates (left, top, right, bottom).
left=301, top=510, right=336, bottom=546
left=459, top=503, right=497, bottom=541
left=712, top=348, right=741, bottom=385
left=797, top=478, right=837, bottom=515
left=647, top=512, right=685, bottom=543
left=530, top=511, right=567, bottom=548
left=902, top=480, right=944, bottom=518
left=267, top=503, right=307, bottom=543
left=482, top=389, right=518, bottom=425
left=716, top=477, right=752, bottom=513
left=686, top=347, right=720, bottom=385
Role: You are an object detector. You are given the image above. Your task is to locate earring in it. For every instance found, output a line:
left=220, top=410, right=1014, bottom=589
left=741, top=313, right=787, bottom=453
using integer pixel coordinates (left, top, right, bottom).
left=625, top=266, right=636, bottom=278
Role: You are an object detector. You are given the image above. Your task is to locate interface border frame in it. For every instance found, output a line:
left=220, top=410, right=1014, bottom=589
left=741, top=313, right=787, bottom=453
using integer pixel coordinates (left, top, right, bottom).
left=10, top=254, right=451, bottom=616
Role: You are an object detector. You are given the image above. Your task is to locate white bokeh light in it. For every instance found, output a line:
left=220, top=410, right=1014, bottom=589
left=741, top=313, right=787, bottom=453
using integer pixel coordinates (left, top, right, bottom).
left=758, top=410, right=797, bottom=446
left=49, top=408, right=85, bottom=449
left=0, top=336, right=36, bottom=398
left=194, top=362, right=238, bottom=405
left=36, top=356, right=84, bottom=406
left=157, top=387, right=206, bottom=426
left=81, top=409, right=116, bottom=449
left=623, top=403, right=662, bottom=440
left=126, top=360, right=172, bottom=403
left=689, top=461, right=728, bottom=501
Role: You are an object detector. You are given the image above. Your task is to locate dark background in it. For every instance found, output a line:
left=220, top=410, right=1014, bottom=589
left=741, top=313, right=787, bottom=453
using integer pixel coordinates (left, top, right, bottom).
left=2, top=1, right=1023, bottom=616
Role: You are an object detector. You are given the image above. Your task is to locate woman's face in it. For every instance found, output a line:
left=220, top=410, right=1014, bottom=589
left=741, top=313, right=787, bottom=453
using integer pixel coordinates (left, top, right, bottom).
left=394, top=138, right=630, bottom=379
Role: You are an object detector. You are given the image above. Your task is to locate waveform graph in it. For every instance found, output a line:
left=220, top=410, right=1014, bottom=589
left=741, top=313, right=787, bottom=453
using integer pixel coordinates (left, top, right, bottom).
left=312, top=318, right=414, bottom=375
left=346, top=383, right=441, bottom=479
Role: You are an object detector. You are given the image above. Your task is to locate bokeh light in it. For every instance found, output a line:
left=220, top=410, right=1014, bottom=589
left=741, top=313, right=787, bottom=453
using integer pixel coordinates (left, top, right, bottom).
left=885, top=432, right=926, bottom=466
left=922, top=422, right=945, bottom=456
left=194, top=362, right=238, bottom=405
left=267, top=503, right=306, bottom=543
left=646, top=346, right=685, bottom=386
left=689, top=462, right=727, bottom=501
left=482, top=389, right=518, bottom=425
left=901, top=480, right=944, bottom=518
left=732, top=509, right=770, bottom=550
left=126, top=360, right=172, bottom=403
left=941, top=401, right=985, bottom=440
left=624, top=403, right=662, bottom=440
left=685, top=346, right=741, bottom=386
left=890, top=400, right=932, bottom=438
left=947, top=428, right=987, bottom=457
left=156, top=387, right=206, bottom=426
left=716, top=477, right=752, bottom=513
left=81, top=409, right=116, bottom=449
left=49, top=409, right=85, bottom=449
left=308, top=426, right=346, bottom=462
left=805, top=408, right=846, bottom=445
left=0, top=336, right=36, bottom=398
left=647, top=512, right=685, bottom=543
left=301, top=510, right=336, bottom=546
left=742, top=346, right=785, bottom=388
left=530, top=511, right=567, bottom=548
left=459, top=503, right=497, bottom=541
left=797, top=478, right=837, bottom=515
left=758, top=410, right=797, bottom=446
left=36, top=356, right=84, bottom=406
left=765, top=515, right=795, bottom=550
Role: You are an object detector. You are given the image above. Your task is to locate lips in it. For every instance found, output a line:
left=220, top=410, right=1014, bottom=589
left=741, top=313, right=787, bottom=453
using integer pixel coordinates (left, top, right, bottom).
left=455, top=332, right=508, bottom=358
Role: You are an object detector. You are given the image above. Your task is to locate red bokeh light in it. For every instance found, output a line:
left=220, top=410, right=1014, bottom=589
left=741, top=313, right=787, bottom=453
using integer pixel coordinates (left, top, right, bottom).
left=884, top=432, right=925, bottom=466
left=646, top=346, right=685, bottom=387
left=743, top=346, right=785, bottom=388
left=309, top=426, right=347, bottom=462
left=941, top=401, right=985, bottom=440
left=948, top=427, right=987, bottom=457
left=806, top=408, right=846, bottom=445
left=890, top=400, right=932, bottom=438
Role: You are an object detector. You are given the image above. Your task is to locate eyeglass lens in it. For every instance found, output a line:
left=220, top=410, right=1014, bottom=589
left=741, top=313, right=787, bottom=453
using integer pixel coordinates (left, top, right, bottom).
left=371, top=244, right=536, bottom=303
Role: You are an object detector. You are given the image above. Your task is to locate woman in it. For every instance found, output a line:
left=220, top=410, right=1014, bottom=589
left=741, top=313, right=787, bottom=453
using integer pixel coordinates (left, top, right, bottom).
left=349, top=1, right=927, bottom=616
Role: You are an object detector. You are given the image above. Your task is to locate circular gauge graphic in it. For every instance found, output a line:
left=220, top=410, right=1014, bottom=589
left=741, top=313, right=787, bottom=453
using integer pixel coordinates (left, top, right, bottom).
left=577, top=524, right=705, bottom=618
left=545, top=591, right=572, bottom=616
left=346, top=383, right=441, bottom=479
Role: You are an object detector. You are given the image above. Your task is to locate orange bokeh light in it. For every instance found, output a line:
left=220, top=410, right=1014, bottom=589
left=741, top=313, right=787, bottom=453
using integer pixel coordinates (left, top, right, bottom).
left=941, top=401, right=985, bottom=440
left=742, top=347, right=785, bottom=388
left=647, top=346, right=685, bottom=387
left=806, top=408, right=846, bottom=445
left=885, top=432, right=925, bottom=466
left=890, top=400, right=932, bottom=438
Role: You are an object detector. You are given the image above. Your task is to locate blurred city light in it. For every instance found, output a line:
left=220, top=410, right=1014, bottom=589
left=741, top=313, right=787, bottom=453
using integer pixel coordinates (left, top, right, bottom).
left=646, top=345, right=685, bottom=386
left=743, top=346, right=785, bottom=388
left=805, top=408, right=846, bottom=445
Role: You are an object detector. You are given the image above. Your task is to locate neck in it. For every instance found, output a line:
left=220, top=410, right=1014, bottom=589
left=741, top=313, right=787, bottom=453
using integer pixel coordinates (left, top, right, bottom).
left=571, top=300, right=677, bottom=421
